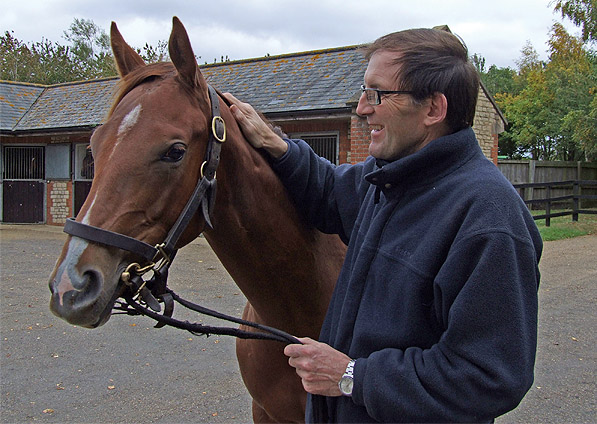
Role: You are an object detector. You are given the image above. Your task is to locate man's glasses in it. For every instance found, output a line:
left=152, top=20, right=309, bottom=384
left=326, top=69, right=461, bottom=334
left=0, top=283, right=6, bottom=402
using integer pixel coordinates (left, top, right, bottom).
left=360, top=85, right=413, bottom=106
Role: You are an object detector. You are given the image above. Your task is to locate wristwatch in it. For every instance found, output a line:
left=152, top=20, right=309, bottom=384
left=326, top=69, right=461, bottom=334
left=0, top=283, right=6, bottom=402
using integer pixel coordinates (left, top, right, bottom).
left=338, top=359, right=356, bottom=396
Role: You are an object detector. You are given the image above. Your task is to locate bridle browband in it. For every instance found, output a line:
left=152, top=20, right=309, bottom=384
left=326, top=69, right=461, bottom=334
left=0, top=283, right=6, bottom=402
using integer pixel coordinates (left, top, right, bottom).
left=63, top=85, right=299, bottom=345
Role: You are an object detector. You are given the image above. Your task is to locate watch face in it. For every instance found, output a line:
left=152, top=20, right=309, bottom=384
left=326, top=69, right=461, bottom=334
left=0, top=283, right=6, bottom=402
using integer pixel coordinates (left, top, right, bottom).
left=339, top=376, right=353, bottom=395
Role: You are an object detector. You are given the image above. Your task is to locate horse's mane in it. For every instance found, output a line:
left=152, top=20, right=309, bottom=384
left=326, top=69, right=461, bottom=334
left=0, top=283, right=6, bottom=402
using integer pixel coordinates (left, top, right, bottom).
left=109, top=62, right=176, bottom=117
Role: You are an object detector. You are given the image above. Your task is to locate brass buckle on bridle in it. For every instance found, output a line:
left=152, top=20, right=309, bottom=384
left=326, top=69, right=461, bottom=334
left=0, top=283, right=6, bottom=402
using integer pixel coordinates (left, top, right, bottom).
left=211, top=116, right=226, bottom=143
left=152, top=243, right=172, bottom=272
left=121, top=262, right=154, bottom=295
left=120, top=242, right=171, bottom=296
left=200, top=161, right=215, bottom=180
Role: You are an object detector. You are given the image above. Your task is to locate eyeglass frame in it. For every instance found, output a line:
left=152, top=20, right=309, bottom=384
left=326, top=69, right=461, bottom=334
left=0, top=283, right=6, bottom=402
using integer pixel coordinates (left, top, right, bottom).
left=360, top=85, right=414, bottom=106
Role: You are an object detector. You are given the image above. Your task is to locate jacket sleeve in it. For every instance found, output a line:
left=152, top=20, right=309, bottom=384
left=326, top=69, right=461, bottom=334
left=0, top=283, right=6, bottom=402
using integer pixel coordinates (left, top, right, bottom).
left=351, top=230, right=540, bottom=422
left=271, top=139, right=370, bottom=243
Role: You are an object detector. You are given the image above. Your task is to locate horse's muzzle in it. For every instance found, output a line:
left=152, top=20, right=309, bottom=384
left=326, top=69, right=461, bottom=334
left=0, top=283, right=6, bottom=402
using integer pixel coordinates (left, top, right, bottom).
left=49, top=267, right=115, bottom=328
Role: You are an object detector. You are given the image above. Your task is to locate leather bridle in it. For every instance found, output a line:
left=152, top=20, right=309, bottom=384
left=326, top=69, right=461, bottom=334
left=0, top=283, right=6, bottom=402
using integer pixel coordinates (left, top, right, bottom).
left=62, top=85, right=299, bottom=345
left=65, top=85, right=224, bottom=266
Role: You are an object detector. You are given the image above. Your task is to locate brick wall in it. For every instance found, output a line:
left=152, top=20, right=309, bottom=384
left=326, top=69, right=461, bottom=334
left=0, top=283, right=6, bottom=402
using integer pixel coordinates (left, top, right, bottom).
left=349, top=114, right=371, bottom=164
left=47, top=181, right=72, bottom=225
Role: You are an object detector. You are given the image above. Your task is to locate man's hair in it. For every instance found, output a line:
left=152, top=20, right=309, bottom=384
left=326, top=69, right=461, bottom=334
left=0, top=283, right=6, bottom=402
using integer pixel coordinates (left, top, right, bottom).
left=363, top=28, right=479, bottom=133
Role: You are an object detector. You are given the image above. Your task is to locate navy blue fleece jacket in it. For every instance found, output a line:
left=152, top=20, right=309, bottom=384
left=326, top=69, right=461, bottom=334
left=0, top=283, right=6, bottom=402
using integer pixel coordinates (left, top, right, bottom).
left=271, top=128, right=542, bottom=423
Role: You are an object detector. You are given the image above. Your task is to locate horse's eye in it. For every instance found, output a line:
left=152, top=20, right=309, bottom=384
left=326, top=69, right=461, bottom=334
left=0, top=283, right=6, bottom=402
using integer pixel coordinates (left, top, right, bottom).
left=162, top=143, right=187, bottom=162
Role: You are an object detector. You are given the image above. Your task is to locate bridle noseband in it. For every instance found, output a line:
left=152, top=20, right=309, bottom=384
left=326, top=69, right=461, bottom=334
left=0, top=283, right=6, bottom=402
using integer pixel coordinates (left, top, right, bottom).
left=63, top=85, right=299, bottom=345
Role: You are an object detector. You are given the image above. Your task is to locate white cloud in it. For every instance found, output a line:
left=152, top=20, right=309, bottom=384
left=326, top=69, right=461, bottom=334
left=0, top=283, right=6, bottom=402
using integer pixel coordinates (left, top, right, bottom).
left=1, top=0, right=580, bottom=69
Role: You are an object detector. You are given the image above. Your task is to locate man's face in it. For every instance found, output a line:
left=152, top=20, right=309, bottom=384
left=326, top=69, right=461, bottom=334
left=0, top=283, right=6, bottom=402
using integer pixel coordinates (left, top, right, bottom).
left=356, top=50, right=435, bottom=161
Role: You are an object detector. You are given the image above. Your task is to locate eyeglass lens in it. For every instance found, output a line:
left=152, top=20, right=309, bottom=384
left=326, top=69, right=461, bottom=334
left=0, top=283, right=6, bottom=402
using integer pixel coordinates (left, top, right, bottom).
left=361, top=87, right=381, bottom=105
left=365, top=90, right=380, bottom=105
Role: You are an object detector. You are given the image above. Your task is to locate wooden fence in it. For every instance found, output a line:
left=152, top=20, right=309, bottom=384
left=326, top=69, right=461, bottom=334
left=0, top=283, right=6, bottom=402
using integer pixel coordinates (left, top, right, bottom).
left=498, top=160, right=597, bottom=225
left=498, top=160, right=597, bottom=184
left=512, top=180, right=597, bottom=226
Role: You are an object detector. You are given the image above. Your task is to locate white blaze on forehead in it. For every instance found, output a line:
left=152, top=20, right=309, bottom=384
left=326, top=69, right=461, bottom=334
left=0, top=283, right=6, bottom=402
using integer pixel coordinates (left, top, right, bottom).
left=118, top=104, right=142, bottom=137
left=109, top=104, right=142, bottom=161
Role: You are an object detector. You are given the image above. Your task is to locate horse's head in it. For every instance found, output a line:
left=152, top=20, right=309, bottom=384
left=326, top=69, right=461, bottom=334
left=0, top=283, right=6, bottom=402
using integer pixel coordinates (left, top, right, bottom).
left=49, top=17, right=220, bottom=327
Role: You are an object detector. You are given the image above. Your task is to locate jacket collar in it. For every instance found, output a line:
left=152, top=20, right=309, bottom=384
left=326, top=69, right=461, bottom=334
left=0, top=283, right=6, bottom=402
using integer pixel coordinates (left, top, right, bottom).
left=365, top=127, right=480, bottom=189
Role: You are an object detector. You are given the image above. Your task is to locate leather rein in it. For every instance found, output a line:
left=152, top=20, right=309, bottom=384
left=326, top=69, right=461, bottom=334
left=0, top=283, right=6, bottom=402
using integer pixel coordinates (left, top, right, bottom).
left=63, top=85, right=299, bottom=345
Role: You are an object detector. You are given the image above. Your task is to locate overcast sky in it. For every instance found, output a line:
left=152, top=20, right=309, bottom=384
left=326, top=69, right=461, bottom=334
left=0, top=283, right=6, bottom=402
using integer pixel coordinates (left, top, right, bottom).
left=1, top=0, right=581, bottom=69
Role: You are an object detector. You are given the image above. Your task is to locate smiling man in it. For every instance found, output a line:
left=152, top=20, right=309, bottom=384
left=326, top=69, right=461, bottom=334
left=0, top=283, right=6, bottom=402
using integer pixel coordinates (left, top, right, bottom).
left=225, top=28, right=542, bottom=423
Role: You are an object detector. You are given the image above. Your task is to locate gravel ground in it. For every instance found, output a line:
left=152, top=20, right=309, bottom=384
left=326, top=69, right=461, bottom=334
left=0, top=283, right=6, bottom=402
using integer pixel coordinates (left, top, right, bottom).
left=1, top=224, right=595, bottom=423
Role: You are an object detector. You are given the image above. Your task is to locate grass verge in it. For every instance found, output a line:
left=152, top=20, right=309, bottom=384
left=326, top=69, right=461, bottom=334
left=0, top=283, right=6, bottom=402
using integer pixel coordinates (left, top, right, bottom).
left=532, top=210, right=597, bottom=241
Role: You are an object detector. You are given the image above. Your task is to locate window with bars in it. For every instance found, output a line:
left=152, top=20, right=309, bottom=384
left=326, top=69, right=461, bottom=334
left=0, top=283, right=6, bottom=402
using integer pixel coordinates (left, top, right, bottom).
left=293, top=133, right=339, bottom=165
left=2, top=146, right=45, bottom=180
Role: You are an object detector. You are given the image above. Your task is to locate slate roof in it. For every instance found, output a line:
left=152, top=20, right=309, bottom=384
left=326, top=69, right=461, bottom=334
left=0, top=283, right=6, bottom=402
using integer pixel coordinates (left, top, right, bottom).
left=202, top=46, right=366, bottom=114
left=0, top=82, right=45, bottom=131
left=0, top=45, right=367, bottom=133
left=15, top=78, right=117, bottom=132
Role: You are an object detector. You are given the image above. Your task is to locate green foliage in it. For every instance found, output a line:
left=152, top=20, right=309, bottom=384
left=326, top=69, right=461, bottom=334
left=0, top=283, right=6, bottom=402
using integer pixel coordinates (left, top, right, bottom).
left=552, top=0, right=597, bottom=42
left=62, top=18, right=115, bottom=79
left=482, top=23, right=597, bottom=161
left=482, top=65, right=522, bottom=97
left=138, top=40, right=169, bottom=63
left=471, top=53, right=487, bottom=73
left=0, top=30, right=83, bottom=84
left=1, top=18, right=169, bottom=85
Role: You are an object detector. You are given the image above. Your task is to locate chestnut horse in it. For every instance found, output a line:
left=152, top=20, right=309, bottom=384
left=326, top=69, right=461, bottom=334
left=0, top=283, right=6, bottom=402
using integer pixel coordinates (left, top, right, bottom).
left=48, top=17, right=346, bottom=423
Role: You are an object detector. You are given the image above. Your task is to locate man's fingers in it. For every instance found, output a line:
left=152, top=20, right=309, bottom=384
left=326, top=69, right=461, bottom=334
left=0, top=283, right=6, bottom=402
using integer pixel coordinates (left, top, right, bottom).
left=222, top=92, right=239, bottom=105
left=284, top=337, right=314, bottom=357
left=228, top=104, right=244, bottom=121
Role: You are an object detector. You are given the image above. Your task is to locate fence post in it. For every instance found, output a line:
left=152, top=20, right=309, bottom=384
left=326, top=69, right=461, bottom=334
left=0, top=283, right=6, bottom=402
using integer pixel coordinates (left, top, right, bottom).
left=527, top=160, right=536, bottom=207
left=545, top=184, right=551, bottom=227
left=572, top=181, right=579, bottom=222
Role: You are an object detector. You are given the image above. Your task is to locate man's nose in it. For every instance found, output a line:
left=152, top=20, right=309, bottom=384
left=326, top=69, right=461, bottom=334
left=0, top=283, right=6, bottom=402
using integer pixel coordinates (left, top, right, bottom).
left=356, top=92, right=373, bottom=117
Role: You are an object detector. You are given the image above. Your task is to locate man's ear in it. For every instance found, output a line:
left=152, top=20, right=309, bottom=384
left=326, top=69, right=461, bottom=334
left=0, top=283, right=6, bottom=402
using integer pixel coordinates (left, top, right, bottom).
left=424, top=92, right=448, bottom=127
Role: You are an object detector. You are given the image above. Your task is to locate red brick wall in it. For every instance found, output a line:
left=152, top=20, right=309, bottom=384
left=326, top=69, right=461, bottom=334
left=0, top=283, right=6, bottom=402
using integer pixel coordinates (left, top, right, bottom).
left=491, top=134, right=499, bottom=165
left=349, top=115, right=371, bottom=164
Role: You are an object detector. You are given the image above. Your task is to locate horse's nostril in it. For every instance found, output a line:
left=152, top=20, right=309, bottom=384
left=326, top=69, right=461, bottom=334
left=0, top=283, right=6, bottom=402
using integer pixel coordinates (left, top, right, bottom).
left=60, top=268, right=103, bottom=309
left=78, top=269, right=102, bottom=302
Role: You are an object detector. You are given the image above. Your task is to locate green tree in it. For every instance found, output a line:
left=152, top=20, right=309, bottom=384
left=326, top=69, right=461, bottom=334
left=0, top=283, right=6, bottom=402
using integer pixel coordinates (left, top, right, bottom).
left=0, top=31, right=83, bottom=84
left=481, top=65, right=521, bottom=97
left=0, top=30, right=33, bottom=81
left=63, top=18, right=115, bottom=78
left=552, top=0, right=597, bottom=42
left=139, top=40, right=169, bottom=63
left=471, top=53, right=486, bottom=73
left=546, top=22, right=596, bottom=160
left=496, top=23, right=596, bottom=160
left=1, top=18, right=172, bottom=84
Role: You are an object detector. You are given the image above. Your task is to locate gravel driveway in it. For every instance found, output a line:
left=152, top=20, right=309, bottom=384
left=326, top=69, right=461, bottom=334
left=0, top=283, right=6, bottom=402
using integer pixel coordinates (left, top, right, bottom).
left=1, top=225, right=595, bottom=423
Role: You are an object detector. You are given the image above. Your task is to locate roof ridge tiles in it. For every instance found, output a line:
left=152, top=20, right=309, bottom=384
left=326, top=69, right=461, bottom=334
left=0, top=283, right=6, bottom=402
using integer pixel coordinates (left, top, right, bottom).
left=200, top=44, right=366, bottom=69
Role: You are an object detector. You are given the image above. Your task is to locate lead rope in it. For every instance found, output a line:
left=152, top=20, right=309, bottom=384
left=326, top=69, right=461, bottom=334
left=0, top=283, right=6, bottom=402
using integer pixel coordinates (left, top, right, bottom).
left=114, top=288, right=301, bottom=345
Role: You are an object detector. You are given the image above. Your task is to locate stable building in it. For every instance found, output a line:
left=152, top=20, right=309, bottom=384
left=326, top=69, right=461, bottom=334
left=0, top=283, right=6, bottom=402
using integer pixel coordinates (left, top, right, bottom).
left=1, top=42, right=505, bottom=225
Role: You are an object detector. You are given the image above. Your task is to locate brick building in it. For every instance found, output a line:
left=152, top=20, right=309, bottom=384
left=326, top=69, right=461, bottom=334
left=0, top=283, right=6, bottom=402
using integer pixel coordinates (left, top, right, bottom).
left=1, top=35, right=505, bottom=225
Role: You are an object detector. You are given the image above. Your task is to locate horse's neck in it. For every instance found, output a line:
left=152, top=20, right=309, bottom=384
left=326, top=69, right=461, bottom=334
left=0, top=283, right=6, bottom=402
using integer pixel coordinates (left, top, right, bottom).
left=202, top=132, right=341, bottom=327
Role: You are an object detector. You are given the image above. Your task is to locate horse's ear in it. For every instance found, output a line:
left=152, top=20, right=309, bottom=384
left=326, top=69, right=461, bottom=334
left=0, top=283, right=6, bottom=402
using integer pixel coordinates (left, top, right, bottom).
left=110, top=22, right=145, bottom=77
left=169, top=16, right=208, bottom=92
